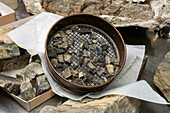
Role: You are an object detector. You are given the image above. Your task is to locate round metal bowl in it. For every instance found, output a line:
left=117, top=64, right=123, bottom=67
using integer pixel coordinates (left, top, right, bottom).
left=45, top=14, right=126, bottom=93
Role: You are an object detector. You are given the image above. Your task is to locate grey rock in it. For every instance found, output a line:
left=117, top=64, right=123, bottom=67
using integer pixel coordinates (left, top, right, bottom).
left=65, top=29, right=71, bottom=35
left=101, top=44, right=109, bottom=51
left=64, top=54, right=72, bottom=64
left=83, top=41, right=89, bottom=50
left=87, top=62, right=95, bottom=69
left=105, top=55, right=111, bottom=64
left=83, top=50, right=91, bottom=57
left=92, top=56, right=98, bottom=63
left=62, top=67, right=72, bottom=79
left=50, top=58, right=58, bottom=68
left=0, top=49, right=30, bottom=72
left=79, top=57, right=84, bottom=66
left=60, top=31, right=68, bottom=42
left=31, top=54, right=41, bottom=64
left=78, top=28, right=92, bottom=35
left=48, top=47, right=65, bottom=56
left=106, top=64, right=115, bottom=75
left=96, top=47, right=102, bottom=55
left=111, top=57, right=120, bottom=65
left=72, top=63, right=78, bottom=69
left=36, top=75, right=50, bottom=95
left=20, top=81, right=36, bottom=101
left=40, top=96, right=140, bottom=113
left=58, top=42, right=68, bottom=49
left=98, top=37, right=105, bottom=44
left=97, top=67, right=105, bottom=76
left=89, top=44, right=97, bottom=51
left=0, top=74, right=20, bottom=95
left=71, top=25, right=79, bottom=32
left=0, top=43, right=20, bottom=60
left=154, top=52, right=170, bottom=102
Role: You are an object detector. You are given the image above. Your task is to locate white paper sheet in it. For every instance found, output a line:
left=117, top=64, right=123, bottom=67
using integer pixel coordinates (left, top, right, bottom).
left=8, top=12, right=170, bottom=104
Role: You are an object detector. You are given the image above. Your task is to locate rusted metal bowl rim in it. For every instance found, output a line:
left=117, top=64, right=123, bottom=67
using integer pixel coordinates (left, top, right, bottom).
left=45, top=13, right=126, bottom=89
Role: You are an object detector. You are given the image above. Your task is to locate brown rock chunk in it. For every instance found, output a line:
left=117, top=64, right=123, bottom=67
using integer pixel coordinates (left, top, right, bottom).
left=71, top=69, right=78, bottom=77
left=84, top=58, right=90, bottom=64
left=111, top=57, right=120, bottom=65
left=78, top=72, right=84, bottom=78
left=72, top=63, right=78, bottom=70
left=64, top=54, right=72, bottom=64
left=106, top=64, right=114, bottom=75
left=40, top=96, right=140, bottom=113
left=87, top=62, right=95, bottom=69
left=62, top=67, right=72, bottom=79
left=83, top=50, right=91, bottom=57
left=57, top=55, right=64, bottom=63
left=0, top=49, right=30, bottom=72
left=97, top=67, right=105, bottom=76
left=154, top=52, right=170, bottom=102
left=0, top=74, right=20, bottom=95
left=36, top=75, right=50, bottom=95
left=60, top=31, right=68, bottom=42
left=20, top=81, right=36, bottom=101
left=0, top=43, right=20, bottom=60
left=105, top=55, right=111, bottom=64
left=58, top=42, right=68, bottom=49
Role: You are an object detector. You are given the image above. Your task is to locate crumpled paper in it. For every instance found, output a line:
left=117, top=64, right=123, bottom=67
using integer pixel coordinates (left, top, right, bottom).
left=8, top=12, right=170, bottom=105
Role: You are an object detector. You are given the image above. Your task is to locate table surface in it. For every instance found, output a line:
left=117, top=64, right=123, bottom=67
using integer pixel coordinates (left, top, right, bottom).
left=0, top=1, right=170, bottom=113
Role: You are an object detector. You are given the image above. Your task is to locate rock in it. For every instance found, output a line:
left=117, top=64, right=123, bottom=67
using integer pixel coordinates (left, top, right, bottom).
left=65, top=29, right=71, bottom=35
left=16, top=62, right=44, bottom=82
left=103, top=77, right=107, bottom=82
left=71, top=69, right=78, bottom=77
left=80, top=42, right=84, bottom=48
left=22, top=0, right=45, bottom=15
left=79, top=57, right=84, bottom=66
left=40, top=95, right=140, bottom=113
left=106, top=64, right=115, bottom=75
left=0, top=43, right=20, bottom=60
left=78, top=72, right=84, bottom=78
left=53, top=41, right=62, bottom=47
left=101, top=44, right=109, bottom=51
left=87, top=62, right=95, bottom=69
left=36, top=75, right=50, bottom=95
left=60, top=31, right=68, bottom=42
left=92, top=39, right=98, bottom=44
left=97, top=67, right=105, bottom=76
left=154, top=52, right=170, bottom=102
left=50, top=58, right=58, bottom=68
left=84, top=58, right=90, bottom=64
left=0, top=49, right=30, bottom=72
left=92, top=56, right=98, bottom=63
left=83, top=41, right=89, bottom=50
left=58, top=42, right=68, bottom=49
left=20, top=81, right=36, bottom=101
left=83, top=50, right=91, bottom=57
left=71, top=25, right=79, bottom=32
left=89, top=44, right=97, bottom=51
left=78, top=28, right=92, bottom=35
left=96, top=47, right=102, bottom=55
left=48, top=47, right=65, bottom=56
left=31, top=54, right=41, bottom=63
left=57, top=55, right=64, bottom=63
left=72, top=63, right=78, bottom=69
left=111, top=57, right=120, bottom=65
left=62, top=67, right=72, bottom=79
left=0, top=74, right=20, bottom=95
left=64, top=54, right=72, bottom=64
left=105, top=55, right=111, bottom=64
left=98, top=37, right=105, bottom=44
left=0, top=26, right=15, bottom=44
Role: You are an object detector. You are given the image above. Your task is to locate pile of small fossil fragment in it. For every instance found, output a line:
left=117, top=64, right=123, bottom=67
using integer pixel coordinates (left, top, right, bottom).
left=48, top=24, right=120, bottom=86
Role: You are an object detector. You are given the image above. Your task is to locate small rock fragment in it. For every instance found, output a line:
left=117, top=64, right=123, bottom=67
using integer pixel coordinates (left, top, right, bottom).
left=20, top=81, right=36, bottom=101
left=64, top=54, right=72, bottom=64
left=90, top=33, right=97, bottom=39
left=79, top=57, right=84, bottom=66
left=62, top=67, right=72, bottom=79
left=58, top=42, right=68, bottom=49
left=78, top=28, right=92, bottom=35
left=103, top=77, right=107, bottom=82
left=98, top=37, right=105, bottom=44
left=79, top=72, right=84, bottom=78
left=57, top=55, right=64, bottom=63
left=101, top=44, right=109, bottom=51
left=36, top=75, right=50, bottom=95
left=31, top=54, right=41, bottom=63
left=53, top=41, right=62, bottom=47
left=105, top=56, right=111, bottom=64
left=80, top=42, right=84, bottom=48
left=53, top=33, right=61, bottom=38
left=71, top=25, right=79, bottom=32
left=106, top=64, right=114, bottom=75
left=111, top=57, right=120, bottom=65
left=84, top=58, right=90, bottom=64
left=96, top=47, right=102, bottom=55
left=60, top=31, right=68, bottom=42
left=66, top=29, right=71, bottom=35
left=97, top=67, right=105, bottom=76
left=87, top=39, right=92, bottom=45
left=87, top=62, right=95, bottom=69
left=83, top=41, right=89, bottom=49
left=92, top=56, right=98, bottom=63
left=51, top=58, right=58, bottom=68
left=92, top=39, right=98, bottom=44
left=83, top=50, right=91, bottom=57
left=71, top=69, right=78, bottom=77
left=89, top=44, right=97, bottom=51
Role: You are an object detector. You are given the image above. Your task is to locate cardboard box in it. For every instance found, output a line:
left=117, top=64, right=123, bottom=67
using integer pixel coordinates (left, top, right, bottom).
left=0, top=17, right=55, bottom=112
left=0, top=2, right=15, bottom=27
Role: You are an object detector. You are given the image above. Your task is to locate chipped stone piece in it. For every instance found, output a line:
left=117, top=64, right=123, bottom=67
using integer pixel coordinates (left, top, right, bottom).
left=57, top=55, right=64, bottom=63
left=73, top=63, right=78, bottom=69
left=78, top=28, right=92, bottom=35
left=87, top=39, right=92, bottom=45
left=36, top=75, right=50, bottom=95
left=79, top=57, right=84, bottom=66
left=101, top=44, right=109, bottom=51
left=64, top=54, right=72, bottom=64
left=105, top=55, right=111, bottom=64
left=84, top=41, right=89, bottom=49
left=83, top=50, right=91, bottom=57
left=96, top=47, right=102, bottom=55
left=89, top=44, right=97, bottom=51
left=97, top=67, right=105, bottom=76
left=71, top=69, right=78, bottom=77
left=60, top=31, right=68, bottom=42
left=98, top=37, right=105, bottom=44
left=58, top=42, right=68, bottom=49
left=106, top=64, right=114, bottom=75
left=92, top=39, right=98, bottom=44
left=20, top=81, right=36, bottom=101
left=80, top=42, right=84, bottom=48
left=71, top=25, right=79, bottom=32
left=62, top=67, right=72, bottom=79
left=31, top=54, right=41, bottom=63
left=84, top=58, right=90, bottom=64
left=103, top=77, right=107, bottom=82
left=92, top=56, right=98, bottom=63
left=111, top=57, right=120, bottom=65
left=51, top=58, right=58, bottom=68
left=66, top=29, right=71, bottom=35
left=87, top=62, right=95, bottom=69
left=54, top=33, right=62, bottom=38
left=79, top=72, right=84, bottom=78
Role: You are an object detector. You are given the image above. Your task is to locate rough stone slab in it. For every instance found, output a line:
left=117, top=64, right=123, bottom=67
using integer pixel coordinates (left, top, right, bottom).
left=16, top=62, right=44, bottom=81
left=0, top=49, right=30, bottom=72
left=154, top=51, right=170, bottom=102
left=0, top=74, right=20, bottom=95
left=40, top=95, right=140, bottom=113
